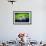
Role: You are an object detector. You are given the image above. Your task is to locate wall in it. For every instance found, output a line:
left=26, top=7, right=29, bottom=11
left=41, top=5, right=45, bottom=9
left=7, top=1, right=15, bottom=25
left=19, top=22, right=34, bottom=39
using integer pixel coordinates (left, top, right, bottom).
left=0, top=0, right=46, bottom=41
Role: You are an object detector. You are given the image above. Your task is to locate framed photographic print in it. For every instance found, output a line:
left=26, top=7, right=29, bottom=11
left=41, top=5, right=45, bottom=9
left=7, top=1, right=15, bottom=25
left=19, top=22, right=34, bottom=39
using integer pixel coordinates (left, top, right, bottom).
left=13, top=11, right=32, bottom=25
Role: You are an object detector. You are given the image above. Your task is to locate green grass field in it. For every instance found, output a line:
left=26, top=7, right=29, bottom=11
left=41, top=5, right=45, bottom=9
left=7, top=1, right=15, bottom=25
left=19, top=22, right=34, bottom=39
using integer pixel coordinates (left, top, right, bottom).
left=15, top=13, right=32, bottom=20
